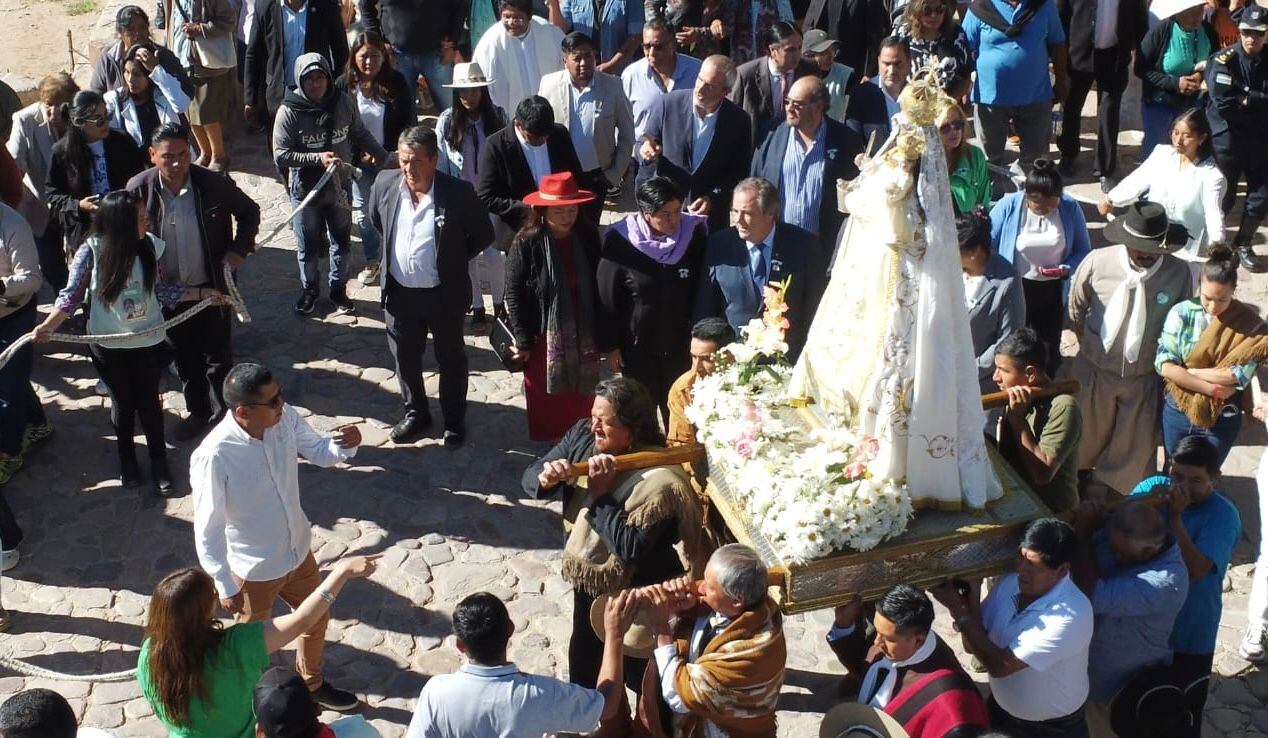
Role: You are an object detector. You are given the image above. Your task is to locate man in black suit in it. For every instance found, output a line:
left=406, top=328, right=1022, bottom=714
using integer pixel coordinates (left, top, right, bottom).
left=845, top=36, right=910, bottom=155
left=729, top=21, right=820, bottom=147
left=694, top=177, right=823, bottom=359
left=1055, top=0, right=1147, bottom=187
left=369, top=126, right=495, bottom=446
left=751, top=75, right=864, bottom=269
left=476, top=95, right=588, bottom=240
left=244, top=0, right=348, bottom=126
left=637, top=54, right=752, bottom=233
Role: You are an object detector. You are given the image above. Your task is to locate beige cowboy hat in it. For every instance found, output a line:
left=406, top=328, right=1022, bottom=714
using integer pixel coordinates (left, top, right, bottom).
left=444, top=62, right=495, bottom=88
left=1149, top=0, right=1205, bottom=20
left=589, top=593, right=659, bottom=659
left=819, top=703, right=910, bottom=738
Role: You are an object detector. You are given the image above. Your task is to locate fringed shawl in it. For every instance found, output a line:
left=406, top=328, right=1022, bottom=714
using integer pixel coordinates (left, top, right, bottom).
left=1165, top=299, right=1268, bottom=427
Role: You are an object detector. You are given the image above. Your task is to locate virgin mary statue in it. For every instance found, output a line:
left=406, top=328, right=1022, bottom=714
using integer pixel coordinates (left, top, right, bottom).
left=788, top=78, right=1002, bottom=510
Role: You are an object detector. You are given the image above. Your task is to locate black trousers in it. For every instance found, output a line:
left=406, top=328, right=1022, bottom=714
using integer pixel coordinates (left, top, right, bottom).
left=1022, top=277, right=1065, bottom=376
left=988, top=696, right=1088, bottom=738
left=166, top=301, right=232, bottom=420
left=89, top=342, right=169, bottom=463
left=622, top=348, right=687, bottom=430
left=384, top=279, right=468, bottom=429
left=1058, top=47, right=1129, bottom=177
left=1213, top=137, right=1268, bottom=233
left=569, top=588, right=648, bottom=694
left=1170, top=651, right=1214, bottom=738
left=34, top=223, right=68, bottom=295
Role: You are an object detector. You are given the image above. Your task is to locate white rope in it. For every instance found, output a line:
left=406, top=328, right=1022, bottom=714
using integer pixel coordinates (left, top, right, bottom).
left=0, top=653, right=138, bottom=682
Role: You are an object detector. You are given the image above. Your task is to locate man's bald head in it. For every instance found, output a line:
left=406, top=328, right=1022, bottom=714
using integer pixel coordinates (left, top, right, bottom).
left=1106, top=501, right=1169, bottom=565
left=786, top=75, right=828, bottom=133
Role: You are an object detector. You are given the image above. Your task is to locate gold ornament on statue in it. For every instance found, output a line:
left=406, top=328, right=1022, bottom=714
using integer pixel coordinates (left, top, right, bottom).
left=898, top=64, right=946, bottom=127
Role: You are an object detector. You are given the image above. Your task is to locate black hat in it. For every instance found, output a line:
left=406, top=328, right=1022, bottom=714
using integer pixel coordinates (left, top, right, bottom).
left=1240, top=4, right=1268, bottom=31
left=1109, top=664, right=1192, bottom=738
left=1103, top=202, right=1190, bottom=254
left=252, top=667, right=323, bottom=738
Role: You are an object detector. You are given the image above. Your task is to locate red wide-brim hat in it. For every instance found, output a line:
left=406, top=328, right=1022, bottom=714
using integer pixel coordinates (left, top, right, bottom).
left=523, top=172, right=597, bottom=207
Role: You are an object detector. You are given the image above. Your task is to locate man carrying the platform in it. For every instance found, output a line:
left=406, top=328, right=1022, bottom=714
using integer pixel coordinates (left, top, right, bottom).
left=994, top=327, right=1083, bottom=513
left=931, top=518, right=1094, bottom=738
left=637, top=543, right=787, bottom=738
left=666, top=318, right=735, bottom=448
left=827, top=584, right=989, bottom=738
left=1067, top=202, right=1192, bottom=497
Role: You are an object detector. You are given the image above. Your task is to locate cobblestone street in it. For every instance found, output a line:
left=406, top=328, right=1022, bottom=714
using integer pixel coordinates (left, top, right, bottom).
left=2, top=107, right=1268, bottom=737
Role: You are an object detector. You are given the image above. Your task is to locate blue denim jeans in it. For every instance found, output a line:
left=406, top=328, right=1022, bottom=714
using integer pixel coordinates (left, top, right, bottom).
left=1161, top=389, right=1241, bottom=468
left=289, top=176, right=352, bottom=290
left=1141, top=98, right=1181, bottom=159
left=352, top=162, right=382, bottom=263
left=394, top=48, right=452, bottom=111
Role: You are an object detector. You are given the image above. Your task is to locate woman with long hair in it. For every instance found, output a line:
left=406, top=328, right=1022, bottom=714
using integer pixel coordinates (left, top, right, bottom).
left=44, top=90, right=147, bottom=252
left=436, top=62, right=508, bottom=327
left=1156, top=247, right=1268, bottom=466
left=937, top=96, right=991, bottom=214
left=597, top=176, right=708, bottom=423
left=335, top=31, right=416, bottom=287
left=104, top=43, right=192, bottom=150
left=893, top=0, right=973, bottom=99
left=33, top=191, right=228, bottom=494
left=505, top=172, right=606, bottom=441
left=137, top=555, right=378, bottom=737
left=1100, top=108, right=1227, bottom=267
left=989, top=158, right=1092, bottom=374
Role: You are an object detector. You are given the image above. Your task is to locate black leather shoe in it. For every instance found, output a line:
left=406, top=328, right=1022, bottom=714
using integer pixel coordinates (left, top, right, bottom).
left=152, top=457, right=178, bottom=497
left=311, top=682, right=360, bottom=711
left=120, top=454, right=142, bottom=489
left=443, top=428, right=465, bottom=447
left=1237, top=243, right=1268, bottom=273
left=390, top=414, right=433, bottom=443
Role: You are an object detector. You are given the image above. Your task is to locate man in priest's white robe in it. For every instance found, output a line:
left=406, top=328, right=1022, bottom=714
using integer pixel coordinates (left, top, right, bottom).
left=472, top=2, right=566, bottom=119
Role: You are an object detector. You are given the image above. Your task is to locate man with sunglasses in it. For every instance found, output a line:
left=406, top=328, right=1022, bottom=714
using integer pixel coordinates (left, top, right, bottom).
left=1206, top=4, right=1268, bottom=272
left=191, top=362, right=364, bottom=711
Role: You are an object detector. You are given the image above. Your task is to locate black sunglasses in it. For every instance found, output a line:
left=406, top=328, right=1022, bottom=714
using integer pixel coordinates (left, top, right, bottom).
left=242, top=389, right=283, bottom=409
left=939, top=119, right=966, bottom=134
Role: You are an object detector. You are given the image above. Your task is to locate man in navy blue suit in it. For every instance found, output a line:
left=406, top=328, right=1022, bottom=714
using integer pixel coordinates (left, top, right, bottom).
left=750, top=75, right=865, bottom=270
left=844, top=36, right=911, bottom=155
left=693, top=177, right=824, bottom=360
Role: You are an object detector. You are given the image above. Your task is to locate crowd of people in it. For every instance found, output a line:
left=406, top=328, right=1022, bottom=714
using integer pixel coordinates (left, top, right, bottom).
left=2, top=0, right=1268, bottom=735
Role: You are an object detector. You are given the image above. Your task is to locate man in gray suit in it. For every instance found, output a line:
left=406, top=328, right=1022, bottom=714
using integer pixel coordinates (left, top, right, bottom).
left=538, top=31, right=635, bottom=206
left=369, top=126, right=495, bottom=447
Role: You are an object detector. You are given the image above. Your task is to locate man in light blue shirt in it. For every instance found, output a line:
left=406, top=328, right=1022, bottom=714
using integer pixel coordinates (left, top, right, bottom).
left=962, top=0, right=1069, bottom=171
left=405, top=591, right=638, bottom=738
left=622, top=18, right=702, bottom=153
left=551, top=0, right=642, bottom=71
left=280, top=0, right=308, bottom=91
left=779, top=79, right=828, bottom=233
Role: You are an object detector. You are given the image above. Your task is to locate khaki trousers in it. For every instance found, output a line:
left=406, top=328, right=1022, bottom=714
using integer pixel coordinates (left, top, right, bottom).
left=1072, top=355, right=1161, bottom=495
left=236, top=552, right=327, bottom=689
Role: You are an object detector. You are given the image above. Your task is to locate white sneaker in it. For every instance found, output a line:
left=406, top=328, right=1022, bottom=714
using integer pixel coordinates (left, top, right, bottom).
left=94, top=379, right=109, bottom=396
left=0, top=548, right=19, bottom=572
left=358, top=261, right=380, bottom=286
left=1239, top=625, right=1266, bottom=662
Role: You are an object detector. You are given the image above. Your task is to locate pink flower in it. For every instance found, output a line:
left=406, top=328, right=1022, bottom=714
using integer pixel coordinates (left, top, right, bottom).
left=843, top=461, right=866, bottom=480
left=857, top=436, right=880, bottom=461
left=734, top=437, right=757, bottom=459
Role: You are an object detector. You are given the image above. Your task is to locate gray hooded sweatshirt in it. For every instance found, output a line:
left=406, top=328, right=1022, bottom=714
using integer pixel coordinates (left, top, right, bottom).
left=272, top=52, right=390, bottom=192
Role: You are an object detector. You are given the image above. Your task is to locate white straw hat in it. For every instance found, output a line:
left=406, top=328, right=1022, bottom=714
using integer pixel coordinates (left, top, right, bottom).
left=444, top=62, right=495, bottom=88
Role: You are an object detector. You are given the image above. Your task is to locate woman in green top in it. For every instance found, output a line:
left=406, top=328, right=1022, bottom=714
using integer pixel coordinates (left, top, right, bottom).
left=1135, top=0, right=1219, bottom=155
left=937, top=97, right=991, bottom=215
left=137, top=554, right=379, bottom=737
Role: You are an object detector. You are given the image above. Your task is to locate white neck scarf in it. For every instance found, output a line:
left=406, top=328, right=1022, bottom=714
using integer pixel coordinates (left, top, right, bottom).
left=1101, top=246, right=1166, bottom=362
left=858, top=632, right=939, bottom=709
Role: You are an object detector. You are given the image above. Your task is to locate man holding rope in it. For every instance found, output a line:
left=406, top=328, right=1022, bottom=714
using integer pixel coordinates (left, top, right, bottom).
left=127, top=122, right=260, bottom=442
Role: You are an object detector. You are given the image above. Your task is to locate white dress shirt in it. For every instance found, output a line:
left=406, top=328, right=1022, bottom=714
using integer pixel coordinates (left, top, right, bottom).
left=653, top=613, right=733, bottom=738
left=191, top=405, right=356, bottom=597
left=567, top=82, right=600, bottom=172
left=405, top=662, right=604, bottom=738
left=515, top=128, right=552, bottom=186
left=389, top=178, right=441, bottom=289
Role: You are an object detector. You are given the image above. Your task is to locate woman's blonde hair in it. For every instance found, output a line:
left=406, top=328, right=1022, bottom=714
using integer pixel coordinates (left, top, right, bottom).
left=934, top=96, right=969, bottom=170
left=902, top=0, right=952, bottom=38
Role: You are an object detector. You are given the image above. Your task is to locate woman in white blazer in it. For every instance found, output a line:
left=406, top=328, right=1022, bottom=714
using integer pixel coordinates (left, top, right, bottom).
left=104, top=43, right=192, bottom=150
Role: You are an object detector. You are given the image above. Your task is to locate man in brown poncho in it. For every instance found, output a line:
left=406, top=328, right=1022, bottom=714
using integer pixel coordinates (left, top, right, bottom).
left=636, top=543, right=787, bottom=738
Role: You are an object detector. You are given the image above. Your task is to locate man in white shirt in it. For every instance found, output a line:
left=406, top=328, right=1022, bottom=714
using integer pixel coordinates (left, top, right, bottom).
left=471, top=0, right=565, bottom=116
left=191, top=362, right=362, bottom=711
left=620, top=19, right=702, bottom=157
left=369, top=126, right=496, bottom=446
left=931, top=517, right=1094, bottom=737
left=539, top=31, right=635, bottom=209
left=406, top=591, right=637, bottom=738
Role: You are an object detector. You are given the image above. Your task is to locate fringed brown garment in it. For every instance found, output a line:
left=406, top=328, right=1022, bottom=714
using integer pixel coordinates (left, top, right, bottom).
left=561, top=464, right=709, bottom=597
left=1164, top=300, right=1268, bottom=427
left=635, top=598, right=787, bottom=738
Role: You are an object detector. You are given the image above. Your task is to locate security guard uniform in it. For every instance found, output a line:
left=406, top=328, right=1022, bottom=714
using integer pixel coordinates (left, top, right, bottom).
left=1206, top=4, right=1268, bottom=270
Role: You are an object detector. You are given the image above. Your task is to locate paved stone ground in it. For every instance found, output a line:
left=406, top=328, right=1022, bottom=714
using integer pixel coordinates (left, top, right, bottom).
left=4, top=96, right=1268, bottom=737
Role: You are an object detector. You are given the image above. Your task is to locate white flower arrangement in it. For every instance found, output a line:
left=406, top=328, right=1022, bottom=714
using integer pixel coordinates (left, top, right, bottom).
left=685, top=281, right=913, bottom=563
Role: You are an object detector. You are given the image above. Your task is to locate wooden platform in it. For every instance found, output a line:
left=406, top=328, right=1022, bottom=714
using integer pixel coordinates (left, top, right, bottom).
left=708, top=446, right=1051, bottom=613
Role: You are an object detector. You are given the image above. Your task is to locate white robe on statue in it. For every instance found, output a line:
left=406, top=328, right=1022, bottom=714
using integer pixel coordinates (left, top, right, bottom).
left=472, top=16, right=565, bottom=119
left=788, top=118, right=1002, bottom=509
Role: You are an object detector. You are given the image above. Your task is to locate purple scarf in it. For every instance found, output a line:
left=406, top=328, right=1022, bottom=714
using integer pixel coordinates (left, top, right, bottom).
left=609, top=212, right=706, bottom=265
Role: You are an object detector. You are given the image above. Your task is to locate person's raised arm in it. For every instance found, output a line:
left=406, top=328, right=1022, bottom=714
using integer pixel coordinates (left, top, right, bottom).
left=289, top=405, right=360, bottom=466
left=930, top=580, right=1029, bottom=678
left=596, top=591, right=637, bottom=721
left=263, top=555, right=380, bottom=651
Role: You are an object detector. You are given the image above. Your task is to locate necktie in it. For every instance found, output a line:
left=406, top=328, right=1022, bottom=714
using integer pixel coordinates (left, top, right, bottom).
left=751, top=243, right=768, bottom=297
left=776, top=71, right=789, bottom=113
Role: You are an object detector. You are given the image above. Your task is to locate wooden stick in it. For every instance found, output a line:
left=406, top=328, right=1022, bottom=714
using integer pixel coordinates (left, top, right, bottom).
left=981, top=379, right=1080, bottom=410
left=568, top=444, right=706, bottom=477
